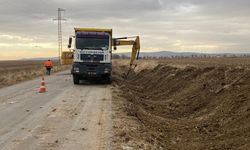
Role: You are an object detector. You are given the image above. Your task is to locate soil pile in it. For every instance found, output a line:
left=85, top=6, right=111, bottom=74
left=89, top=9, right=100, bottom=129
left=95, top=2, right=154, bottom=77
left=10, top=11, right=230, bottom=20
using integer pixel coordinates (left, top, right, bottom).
left=112, top=60, right=250, bottom=150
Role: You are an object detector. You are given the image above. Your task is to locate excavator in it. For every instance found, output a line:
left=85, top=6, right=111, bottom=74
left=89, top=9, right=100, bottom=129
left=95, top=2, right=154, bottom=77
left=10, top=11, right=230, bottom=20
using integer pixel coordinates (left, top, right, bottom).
left=61, top=28, right=140, bottom=84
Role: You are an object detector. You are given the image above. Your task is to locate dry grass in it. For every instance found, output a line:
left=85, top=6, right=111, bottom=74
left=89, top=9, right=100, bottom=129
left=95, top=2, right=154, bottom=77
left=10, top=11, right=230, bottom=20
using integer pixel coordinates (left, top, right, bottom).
left=0, top=60, right=70, bottom=88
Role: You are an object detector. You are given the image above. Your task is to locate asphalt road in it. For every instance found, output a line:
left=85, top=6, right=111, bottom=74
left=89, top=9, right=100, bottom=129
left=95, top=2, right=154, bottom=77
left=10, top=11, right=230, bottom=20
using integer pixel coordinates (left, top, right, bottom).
left=0, top=71, right=112, bottom=150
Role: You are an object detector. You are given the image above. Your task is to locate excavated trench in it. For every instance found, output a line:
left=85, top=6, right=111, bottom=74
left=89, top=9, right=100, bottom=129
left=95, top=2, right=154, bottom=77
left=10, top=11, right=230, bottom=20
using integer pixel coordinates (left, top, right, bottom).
left=112, top=60, right=250, bottom=150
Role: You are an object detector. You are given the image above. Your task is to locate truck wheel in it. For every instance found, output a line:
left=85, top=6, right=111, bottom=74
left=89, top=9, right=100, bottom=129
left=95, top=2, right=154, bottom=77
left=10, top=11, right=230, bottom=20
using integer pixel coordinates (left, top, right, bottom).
left=106, top=76, right=112, bottom=84
left=73, top=74, right=80, bottom=84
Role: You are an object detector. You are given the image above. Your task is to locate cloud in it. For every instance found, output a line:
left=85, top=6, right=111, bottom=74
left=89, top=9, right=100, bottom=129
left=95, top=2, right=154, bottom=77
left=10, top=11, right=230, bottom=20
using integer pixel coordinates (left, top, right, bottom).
left=0, top=0, right=250, bottom=59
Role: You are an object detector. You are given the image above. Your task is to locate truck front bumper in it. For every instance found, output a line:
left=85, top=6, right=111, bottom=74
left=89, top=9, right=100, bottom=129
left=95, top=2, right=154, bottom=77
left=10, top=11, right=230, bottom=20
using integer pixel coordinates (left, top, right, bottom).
left=72, top=62, right=112, bottom=78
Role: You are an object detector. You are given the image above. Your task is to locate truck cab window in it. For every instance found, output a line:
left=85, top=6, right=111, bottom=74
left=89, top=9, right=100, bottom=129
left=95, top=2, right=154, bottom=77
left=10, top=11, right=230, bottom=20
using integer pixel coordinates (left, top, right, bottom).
left=76, top=38, right=109, bottom=50
left=75, top=32, right=110, bottom=50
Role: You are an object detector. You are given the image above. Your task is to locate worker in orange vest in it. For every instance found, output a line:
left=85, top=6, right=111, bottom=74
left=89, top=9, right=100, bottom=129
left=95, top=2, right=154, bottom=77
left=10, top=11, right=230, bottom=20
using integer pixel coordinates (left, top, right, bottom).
left=44, top=59, right=54, bottom=75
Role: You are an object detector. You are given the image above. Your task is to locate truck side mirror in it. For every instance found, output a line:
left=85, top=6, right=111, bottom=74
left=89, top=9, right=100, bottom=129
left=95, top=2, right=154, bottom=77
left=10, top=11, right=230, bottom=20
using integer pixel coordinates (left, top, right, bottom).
left=68, top=37, right=72, bottom=48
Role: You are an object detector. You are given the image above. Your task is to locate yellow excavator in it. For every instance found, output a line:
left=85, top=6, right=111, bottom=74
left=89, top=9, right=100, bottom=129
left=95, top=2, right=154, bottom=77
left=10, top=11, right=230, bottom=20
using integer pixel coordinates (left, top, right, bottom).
left=61, top=28, right=140, bottom=84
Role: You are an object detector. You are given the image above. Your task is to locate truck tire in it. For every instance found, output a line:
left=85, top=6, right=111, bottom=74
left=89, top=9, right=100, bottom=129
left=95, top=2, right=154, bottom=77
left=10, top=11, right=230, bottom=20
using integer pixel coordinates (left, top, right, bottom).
left=106, top=76, right=112, bottom=84
left=73, top=74, right=80, bottom=84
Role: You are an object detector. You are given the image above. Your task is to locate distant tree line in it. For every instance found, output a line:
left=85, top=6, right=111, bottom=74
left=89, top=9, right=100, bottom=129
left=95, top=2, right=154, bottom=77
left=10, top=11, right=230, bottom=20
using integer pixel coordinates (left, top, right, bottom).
left=112, top=54, right=250, bottom=59
left=112, top=54, right=129, bottom=59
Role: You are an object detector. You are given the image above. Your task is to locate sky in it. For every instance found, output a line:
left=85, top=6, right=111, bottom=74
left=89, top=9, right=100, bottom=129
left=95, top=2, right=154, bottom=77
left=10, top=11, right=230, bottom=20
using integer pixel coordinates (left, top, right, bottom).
left=0, top=0, right=250, bottom=60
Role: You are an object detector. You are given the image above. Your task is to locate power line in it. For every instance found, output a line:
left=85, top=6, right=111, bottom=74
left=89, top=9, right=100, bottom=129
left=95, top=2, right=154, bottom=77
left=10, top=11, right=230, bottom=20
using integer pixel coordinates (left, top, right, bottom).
left=53, top=8, right=66, bottom=63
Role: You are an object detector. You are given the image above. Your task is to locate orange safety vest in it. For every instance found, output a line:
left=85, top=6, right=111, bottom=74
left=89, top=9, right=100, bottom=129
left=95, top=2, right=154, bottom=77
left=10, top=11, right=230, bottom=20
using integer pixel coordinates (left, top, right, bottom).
left=44, top=60, right=53, bottom=68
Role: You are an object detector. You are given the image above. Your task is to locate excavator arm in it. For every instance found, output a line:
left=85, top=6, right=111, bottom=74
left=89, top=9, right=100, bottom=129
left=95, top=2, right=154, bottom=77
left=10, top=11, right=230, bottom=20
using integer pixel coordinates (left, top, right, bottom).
left=112, top=36, right=140, bottom=77
left=112, top=36, right=140, bottom=66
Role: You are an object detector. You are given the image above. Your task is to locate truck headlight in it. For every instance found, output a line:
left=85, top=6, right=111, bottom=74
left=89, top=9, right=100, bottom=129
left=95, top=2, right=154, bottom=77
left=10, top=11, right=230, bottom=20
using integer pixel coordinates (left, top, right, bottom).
left=74, top=67, right=79, bottom=72
left=104, top=68, right=110, bottom=73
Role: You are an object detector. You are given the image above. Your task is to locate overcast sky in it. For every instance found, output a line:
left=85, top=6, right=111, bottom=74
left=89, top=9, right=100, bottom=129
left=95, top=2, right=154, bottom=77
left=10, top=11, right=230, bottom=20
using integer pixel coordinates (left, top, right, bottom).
left=0, top=0, right=250, bottom=59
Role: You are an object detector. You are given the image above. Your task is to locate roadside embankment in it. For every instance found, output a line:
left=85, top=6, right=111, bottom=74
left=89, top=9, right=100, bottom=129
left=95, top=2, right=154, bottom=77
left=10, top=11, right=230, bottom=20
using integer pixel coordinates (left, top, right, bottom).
left=112, top=58, right=250, bottom=149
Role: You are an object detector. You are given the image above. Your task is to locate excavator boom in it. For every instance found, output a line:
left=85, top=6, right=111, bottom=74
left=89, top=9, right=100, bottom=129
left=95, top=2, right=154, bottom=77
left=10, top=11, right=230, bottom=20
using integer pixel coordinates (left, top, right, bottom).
left=113, top=36, right=140, bottom=66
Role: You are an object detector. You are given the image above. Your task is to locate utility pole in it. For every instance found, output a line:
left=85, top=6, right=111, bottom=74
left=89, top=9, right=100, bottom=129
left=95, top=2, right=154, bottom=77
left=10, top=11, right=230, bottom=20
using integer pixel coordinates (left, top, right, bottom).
left=53, top=8, right=66, bottom=64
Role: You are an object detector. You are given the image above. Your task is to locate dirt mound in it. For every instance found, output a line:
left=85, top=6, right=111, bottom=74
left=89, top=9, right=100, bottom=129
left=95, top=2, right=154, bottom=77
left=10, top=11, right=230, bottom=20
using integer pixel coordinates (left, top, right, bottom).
left=112, top=60, right=250, bottom=149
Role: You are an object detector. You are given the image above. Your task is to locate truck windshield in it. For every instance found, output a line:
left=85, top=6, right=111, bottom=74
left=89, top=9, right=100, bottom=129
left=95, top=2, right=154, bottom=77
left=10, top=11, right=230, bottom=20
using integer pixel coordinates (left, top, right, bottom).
left=76, top=38, right=109, bottom=50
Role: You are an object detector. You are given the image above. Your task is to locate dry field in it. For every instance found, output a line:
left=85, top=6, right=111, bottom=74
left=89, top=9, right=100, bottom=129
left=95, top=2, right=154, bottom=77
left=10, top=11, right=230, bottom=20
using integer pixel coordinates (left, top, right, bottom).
left=0, top=60, right=70, bottom=88
left=112, top=58, right=250, bottom=150
left=1, top=58, right=250, bottom=149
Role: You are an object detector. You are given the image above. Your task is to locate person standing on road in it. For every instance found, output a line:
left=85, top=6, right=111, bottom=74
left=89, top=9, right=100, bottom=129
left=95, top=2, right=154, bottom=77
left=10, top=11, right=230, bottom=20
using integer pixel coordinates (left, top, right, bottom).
left=44, top=59, right=54, bottom=75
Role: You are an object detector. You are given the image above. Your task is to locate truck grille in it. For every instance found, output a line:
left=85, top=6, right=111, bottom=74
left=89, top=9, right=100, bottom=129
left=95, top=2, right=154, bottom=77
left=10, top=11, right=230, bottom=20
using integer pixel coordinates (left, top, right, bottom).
left=80, top=54, right=104, bottom=62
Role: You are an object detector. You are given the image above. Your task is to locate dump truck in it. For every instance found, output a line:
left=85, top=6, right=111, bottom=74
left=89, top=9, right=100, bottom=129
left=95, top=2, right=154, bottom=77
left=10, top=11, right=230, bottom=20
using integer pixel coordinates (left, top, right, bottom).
left=61, top=28, right=140, bottom=84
